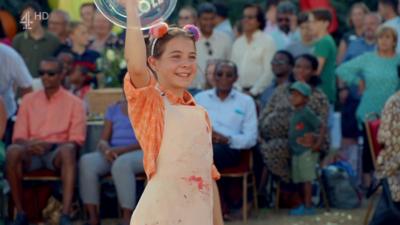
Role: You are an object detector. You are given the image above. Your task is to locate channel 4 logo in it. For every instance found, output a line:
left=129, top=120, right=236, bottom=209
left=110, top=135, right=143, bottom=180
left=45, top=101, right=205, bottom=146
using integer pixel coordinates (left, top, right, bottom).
left=20, top=11, right=49, bottom=30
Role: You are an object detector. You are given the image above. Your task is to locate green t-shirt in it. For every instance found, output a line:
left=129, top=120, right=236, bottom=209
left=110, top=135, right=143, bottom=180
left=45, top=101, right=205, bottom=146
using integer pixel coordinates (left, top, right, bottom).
left=12, top=31, right=61, bottom=78
left=289, top=106, right=321, bottom=156
left=313, top=35, right=337, bottom=103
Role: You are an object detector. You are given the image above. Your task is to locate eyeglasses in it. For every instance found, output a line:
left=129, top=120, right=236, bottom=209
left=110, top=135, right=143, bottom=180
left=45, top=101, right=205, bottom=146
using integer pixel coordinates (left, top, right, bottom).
left=271, top=59, right=288, bottom=65
left=277, top=17, right=290, bottom=23
left=179, top=16, right=191, bottom=20
left=38, top=69, right=58, bottom=77
left=205, top=41, right=213, bottom=56
left=216, top=71, right=235, bottom=78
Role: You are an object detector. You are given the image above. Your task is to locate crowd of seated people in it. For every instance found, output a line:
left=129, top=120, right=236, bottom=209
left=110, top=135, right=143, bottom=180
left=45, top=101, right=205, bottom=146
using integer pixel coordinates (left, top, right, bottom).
left=1, top=0, right=400, bottom=224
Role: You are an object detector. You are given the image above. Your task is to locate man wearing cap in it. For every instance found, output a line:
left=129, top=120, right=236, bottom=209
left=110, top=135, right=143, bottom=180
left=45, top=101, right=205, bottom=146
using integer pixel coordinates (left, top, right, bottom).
left=288, top=81, right=325, bottom=216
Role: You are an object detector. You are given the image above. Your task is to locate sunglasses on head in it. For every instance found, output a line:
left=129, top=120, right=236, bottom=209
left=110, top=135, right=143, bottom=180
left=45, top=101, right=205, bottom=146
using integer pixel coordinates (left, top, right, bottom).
left=38, top=69, right=58, bottom=77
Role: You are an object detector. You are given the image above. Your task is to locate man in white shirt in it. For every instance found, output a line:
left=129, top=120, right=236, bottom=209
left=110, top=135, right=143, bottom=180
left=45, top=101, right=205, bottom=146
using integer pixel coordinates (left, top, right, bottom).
left=195, top=60, right=258, bottom=169
left=193, top=3, right=232, bottom=90
left=231, top=4, right=276, bottom=96
left=378, top=0, right=400, bottom=53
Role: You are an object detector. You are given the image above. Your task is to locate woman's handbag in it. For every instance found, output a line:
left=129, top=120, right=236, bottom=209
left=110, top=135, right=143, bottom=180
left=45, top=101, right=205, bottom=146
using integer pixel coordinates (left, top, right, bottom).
left=369, top=179, right=400, bottom=225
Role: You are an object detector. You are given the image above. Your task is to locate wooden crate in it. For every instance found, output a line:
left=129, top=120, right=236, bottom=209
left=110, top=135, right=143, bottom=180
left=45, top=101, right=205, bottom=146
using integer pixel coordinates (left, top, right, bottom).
left=86, top=88, right=123, bottom=116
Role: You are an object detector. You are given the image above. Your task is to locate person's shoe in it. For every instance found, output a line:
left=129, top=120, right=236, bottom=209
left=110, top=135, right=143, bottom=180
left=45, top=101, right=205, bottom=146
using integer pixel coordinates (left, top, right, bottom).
left=304, top=207, right=316, bottom=215
left=14, top=213, right=29, bottom=225
left=289, top=204, right=306, bottom=216
left=59, top=214, right=72, bottom=225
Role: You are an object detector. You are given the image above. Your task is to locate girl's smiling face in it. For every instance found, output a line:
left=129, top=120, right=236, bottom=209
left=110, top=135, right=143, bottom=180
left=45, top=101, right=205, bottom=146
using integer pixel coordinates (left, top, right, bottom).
left=149, top=36, right=197, bottom=91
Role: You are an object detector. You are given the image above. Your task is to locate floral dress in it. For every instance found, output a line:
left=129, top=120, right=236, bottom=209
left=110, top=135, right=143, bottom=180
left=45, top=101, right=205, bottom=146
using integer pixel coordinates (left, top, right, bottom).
left=259, top=83, right=329, bottom=181
left=377, top=91, right=400, bottom=202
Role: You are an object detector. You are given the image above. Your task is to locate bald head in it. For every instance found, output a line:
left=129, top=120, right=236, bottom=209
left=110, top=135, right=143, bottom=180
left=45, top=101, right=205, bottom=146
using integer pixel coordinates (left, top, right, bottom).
left=48, top=10, right=70, bottom=39
left=93, top=11, right=113, bottom=37
left=363, top=13, right=382, bottom=40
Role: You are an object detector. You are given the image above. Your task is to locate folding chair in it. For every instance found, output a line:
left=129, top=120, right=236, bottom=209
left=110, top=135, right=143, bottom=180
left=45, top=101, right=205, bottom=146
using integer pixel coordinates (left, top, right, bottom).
left=363, top=113, right=383, bottom=225
left=220, top=150, right=258, bottom=223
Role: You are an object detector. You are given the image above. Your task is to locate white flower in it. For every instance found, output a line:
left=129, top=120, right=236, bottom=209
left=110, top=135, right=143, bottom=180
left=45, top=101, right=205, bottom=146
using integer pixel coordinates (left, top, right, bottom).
left=106, top=49, right=116, bottom=61
left=119, top=59, right=127, bottom=69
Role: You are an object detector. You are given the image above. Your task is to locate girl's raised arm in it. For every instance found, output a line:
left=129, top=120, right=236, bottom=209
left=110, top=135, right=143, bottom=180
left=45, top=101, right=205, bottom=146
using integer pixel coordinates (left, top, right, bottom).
left=124, top=0, right=152, bottom=88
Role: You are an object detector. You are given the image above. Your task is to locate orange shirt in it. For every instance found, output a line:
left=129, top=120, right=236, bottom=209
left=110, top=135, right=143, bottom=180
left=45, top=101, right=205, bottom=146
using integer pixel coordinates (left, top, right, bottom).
left=124, top=74, right=220, bottom=180
left=13, top=88, right=86, bottom=146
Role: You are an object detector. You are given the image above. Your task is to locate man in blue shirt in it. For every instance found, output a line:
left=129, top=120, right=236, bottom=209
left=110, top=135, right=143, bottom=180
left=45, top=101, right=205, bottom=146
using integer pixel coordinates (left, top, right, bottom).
left=195, top=60, right=258, bottom=169
left=339, top=13, right=381, bottom=142
left=342, top=13, right=380, bottom=63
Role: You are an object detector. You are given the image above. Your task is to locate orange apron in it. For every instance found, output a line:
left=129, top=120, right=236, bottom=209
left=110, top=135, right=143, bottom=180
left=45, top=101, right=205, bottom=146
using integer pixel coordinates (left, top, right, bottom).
left=130, top=96, right=214, bottom=225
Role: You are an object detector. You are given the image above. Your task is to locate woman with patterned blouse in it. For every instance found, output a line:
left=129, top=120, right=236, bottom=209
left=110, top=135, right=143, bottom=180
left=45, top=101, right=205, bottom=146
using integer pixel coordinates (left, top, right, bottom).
left=259, top=54, right=329, bottom=182
left=336, top=26, right=400, bottom=188
left=377, top=91, right=400, bottom=202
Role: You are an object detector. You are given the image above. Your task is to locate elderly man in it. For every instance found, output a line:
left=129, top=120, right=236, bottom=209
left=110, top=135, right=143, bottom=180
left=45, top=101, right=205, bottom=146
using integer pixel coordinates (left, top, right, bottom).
left=270, top=1, right=299, bottom=50
left=177, top=6, right=198, bottom=28
left=48, top=9, right=71, bottom=44
left=195, top=60, right=258, bottom=218
left=342, top=13, right=381, bottom=62
left=89, top=11, right=120, bottom=53
left=6, top=58, right=86, bottom=225
left=195, top=60, right=258, bottom=169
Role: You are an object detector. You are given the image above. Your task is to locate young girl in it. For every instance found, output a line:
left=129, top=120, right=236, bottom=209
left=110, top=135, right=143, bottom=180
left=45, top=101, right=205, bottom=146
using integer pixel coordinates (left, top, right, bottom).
left=122, top=1, right=223, bottom=225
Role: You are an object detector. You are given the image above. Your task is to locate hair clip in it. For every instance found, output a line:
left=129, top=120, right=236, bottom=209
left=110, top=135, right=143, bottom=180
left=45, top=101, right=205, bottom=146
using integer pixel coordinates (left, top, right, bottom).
left=183, top=24, right=201, bottom=42
left=150, top=22, right=169, bottom=56
left=149, top=22, right=169, bottom=39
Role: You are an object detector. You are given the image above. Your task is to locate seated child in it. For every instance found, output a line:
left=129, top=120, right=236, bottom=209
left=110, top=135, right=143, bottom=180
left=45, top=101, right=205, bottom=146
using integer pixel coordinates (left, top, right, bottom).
left=288, top=81, right=326, bottom=215
left=68, top=62, right=92, bottom=100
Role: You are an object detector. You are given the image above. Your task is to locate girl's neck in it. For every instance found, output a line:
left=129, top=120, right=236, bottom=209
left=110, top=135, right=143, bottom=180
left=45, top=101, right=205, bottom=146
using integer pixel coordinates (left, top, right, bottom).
left=170, top=88, right=185, bottom=98
left=72, top=44, right=86, bottom=55
left=161, top=84, right=185, bottom=98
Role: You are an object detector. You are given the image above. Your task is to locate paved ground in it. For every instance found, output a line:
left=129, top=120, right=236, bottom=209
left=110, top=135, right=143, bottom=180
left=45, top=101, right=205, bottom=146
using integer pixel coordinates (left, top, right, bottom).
left=226, top=207, right=368, bottom=225
left=69, top=206, right=368, bottom=225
